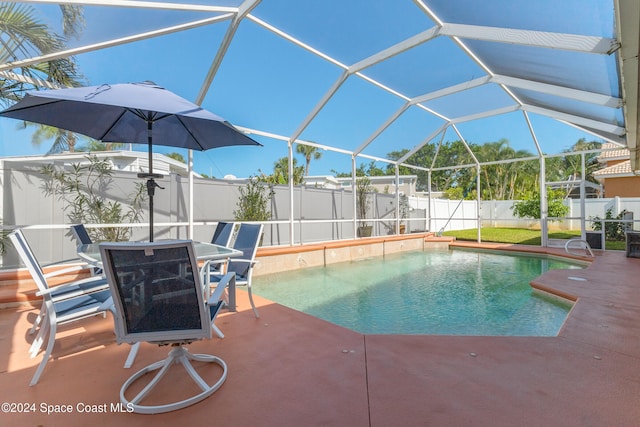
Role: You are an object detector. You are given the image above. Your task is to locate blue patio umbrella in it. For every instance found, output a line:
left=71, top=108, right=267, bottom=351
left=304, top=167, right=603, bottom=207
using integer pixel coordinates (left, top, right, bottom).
left=0, top=81, right=261, bottom=240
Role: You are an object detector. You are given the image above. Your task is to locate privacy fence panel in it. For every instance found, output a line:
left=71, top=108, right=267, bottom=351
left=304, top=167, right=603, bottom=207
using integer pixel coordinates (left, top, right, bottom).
left=4, top=161, right=640, bottom=268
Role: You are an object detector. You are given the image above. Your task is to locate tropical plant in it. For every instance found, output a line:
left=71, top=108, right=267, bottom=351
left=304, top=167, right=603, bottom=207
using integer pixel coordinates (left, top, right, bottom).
left=0, top=220, right=9, bottom=255
left=296, top=143, right=322, bottom=176
left=165, top=152, right=186, bottom=163
left=79, top=139, right=126, bottom=152
left=261, top=156, right=304, bottom=185
left=356, top=176, right=374, bottom=226
left=0, top=2, right=86, bottom=152
left=40, top=155, right=147, bottom=241
left=511, top=189, right=569, bottom=221
left=590, top=208, right=630, bottom=241
left=0, top=2, right=85, bottom=103
left=234, top=176, right=273, bottom=221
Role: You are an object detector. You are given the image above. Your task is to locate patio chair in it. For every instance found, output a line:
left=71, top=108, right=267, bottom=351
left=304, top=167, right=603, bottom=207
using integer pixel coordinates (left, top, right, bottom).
left=70, top=224, right=103, bottom=276
left=10, top=229, right=109, bottom=338
left=211, top=221, right=236, bottom=247
left=206, top=223, right=263, bottom=318
left=208, top=221, right=236, bottom=277
left=99, top=240, right=229, bottom=414
left=9, top=229, right=114, bottom=386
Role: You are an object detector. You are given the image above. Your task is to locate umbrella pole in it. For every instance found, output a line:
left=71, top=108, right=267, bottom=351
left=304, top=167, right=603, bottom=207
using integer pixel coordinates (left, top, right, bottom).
left=148, top=123, right=154, bottom=242
left=138, top=120, right=163, bottom=242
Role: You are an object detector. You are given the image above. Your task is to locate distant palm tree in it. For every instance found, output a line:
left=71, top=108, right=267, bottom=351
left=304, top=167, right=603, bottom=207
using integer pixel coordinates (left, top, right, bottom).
left=296, top=143, right=322, bottom=176
left=0, top=2, right=84, bottom=102
left=262, top=156, right=304, bottom=185
left=27, top=124, right=78, bottom=153
left=0, top=2, right=85, bottom=151
left=79, top=139, right=126, bottom=152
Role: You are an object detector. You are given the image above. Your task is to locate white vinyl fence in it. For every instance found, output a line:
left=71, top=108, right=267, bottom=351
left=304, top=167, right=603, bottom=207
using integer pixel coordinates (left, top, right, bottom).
left=1, top=159, right=638, bottom=268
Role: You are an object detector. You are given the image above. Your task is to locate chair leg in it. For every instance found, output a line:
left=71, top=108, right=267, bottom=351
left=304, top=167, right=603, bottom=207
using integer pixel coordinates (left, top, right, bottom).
left=30, top=320, right=56, bottom=386
left=120, top=345, right=227, bottom=414
left=247, top=284, right=260, bottom=319
left=211, top=323, right=224, bottom=339
left=123, top=342, right=140, bottom=368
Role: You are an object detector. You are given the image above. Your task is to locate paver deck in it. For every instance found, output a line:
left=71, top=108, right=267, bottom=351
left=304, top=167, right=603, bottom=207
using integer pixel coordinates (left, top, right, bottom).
left=1, top=243, right=638, bottom=426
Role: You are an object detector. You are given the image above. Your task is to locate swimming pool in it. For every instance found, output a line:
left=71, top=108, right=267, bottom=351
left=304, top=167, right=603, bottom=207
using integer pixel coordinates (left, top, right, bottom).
left=252, top=249, right=584, bottom=336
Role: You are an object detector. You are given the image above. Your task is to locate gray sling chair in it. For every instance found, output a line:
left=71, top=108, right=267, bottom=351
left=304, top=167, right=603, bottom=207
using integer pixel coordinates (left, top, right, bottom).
left=9, top=229, right=112, bottom=386
left=208, top=221, right=237, bottom=276
left=206, top=223, right=263, bottom=318
left=100, top=240, right=230, bottom=414
left=70, top=224, right=103, bottom=276
left=211, top=221, right=236, bottom=247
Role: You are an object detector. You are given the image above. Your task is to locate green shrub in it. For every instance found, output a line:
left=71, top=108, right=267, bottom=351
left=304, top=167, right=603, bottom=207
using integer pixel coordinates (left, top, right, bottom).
left=590, top=209, right=629, bottom=241
left=511, top=189, right=569, bottom=221
left=234, top=176, right=273, bottom=221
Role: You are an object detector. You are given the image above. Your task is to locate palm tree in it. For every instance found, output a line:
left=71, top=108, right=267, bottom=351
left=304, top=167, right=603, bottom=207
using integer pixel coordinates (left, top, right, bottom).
left=0, top=2, right=85, bottom=151
left=296, top=143, right=322, bottom=176
left=27, top=124, right=78, bottom=153
left=0, top=3, right=84, bottom=102
left=262, top=156, right=304, bottom=185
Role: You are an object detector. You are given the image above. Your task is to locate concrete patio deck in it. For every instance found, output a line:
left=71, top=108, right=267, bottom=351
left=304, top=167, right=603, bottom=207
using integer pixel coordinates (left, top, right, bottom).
left=1, top=243, right=639, bottom=426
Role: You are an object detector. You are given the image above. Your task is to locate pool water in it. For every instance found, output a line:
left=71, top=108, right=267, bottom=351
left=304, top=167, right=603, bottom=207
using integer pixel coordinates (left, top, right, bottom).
left=252, top=249, right=584, bottom=336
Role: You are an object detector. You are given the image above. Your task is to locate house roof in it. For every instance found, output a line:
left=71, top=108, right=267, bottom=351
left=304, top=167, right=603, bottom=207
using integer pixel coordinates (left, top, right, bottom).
left=598, top=142, right=630, bottom=161
left=593, top=159, right=633, bottom=179
left=0, top=150, right=194, bottom=177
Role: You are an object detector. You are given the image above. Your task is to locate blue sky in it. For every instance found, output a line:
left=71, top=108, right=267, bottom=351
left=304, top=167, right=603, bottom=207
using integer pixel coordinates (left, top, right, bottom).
left=0, top=1, right=610, bottom=179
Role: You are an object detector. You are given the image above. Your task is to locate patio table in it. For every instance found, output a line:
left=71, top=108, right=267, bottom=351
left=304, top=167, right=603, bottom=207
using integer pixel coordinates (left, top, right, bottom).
left=77, top=241, right=241, bottom=312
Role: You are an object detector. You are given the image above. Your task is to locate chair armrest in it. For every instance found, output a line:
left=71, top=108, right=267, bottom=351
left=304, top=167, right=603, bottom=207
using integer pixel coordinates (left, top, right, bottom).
left=207, top=273, right=235, bottom=303
left=202, top=258, right=229, bottom=269
left=228, top=258, right=258, bottom=267
left=42, top=264, right=92, bottom=279
left=36, top=276, right=108, bottom=297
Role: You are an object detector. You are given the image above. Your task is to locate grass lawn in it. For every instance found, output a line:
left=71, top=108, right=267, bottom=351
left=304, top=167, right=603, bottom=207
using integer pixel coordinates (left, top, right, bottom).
left=442, top=227, right=626, bottom=250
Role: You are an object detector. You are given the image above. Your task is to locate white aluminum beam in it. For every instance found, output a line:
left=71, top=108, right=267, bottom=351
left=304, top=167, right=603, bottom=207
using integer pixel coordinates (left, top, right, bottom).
left=195, top=0, right=261, bottom=105
left=398, top=123, right=449, bottom=164
left=491, top=74, right=623, bottom=108
left=348, top=27, right=440, bottom=74
left=288, top=70, right=350, bottom=144
left=234, top=126, right=354, bottom=156
left=248, top=15, right=348, bottom=70
left=439, top=23, right=619, bottom=54
left=21, top=0, right=237, bottom=13
left=615, top=0, right=639, bottom=171
left=451, top=124, right=480, bottom=165
left=411, top=76, right=490, bottom=105
left=0, top=71, right=61, bottom=89
left=523, top=111, right=543, bottom=157
left=0, top=15, right=233, bottom=72
left=430, top=130, right=448, bottom=169
left=451, top=105, right=521, bottom=124
left=353, top=102, right=411, bottom=155
left=559, top=122, right=627, bottom=145
left=523, top=104, right=626, bottom=135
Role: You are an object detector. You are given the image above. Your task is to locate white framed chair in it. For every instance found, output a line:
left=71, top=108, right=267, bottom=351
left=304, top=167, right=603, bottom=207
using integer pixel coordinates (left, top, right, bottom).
left=100, top=240, right=230, bottom=414
left=206, top=223, right=263, bottom=318
left=211, top=221, right=236, bottom=247
left=208, top=221, right=236, bottom=277
left=70, top=224, right=103, bottom=276
left=9, top=229, right=113, bottom=386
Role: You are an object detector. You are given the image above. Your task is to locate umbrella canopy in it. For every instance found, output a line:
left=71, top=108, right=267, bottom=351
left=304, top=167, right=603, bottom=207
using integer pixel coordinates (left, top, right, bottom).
left=0, top=81, right=261, bottom=240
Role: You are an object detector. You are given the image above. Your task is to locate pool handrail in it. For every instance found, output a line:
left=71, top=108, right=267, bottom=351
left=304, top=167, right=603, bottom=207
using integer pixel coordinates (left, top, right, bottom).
left=564, top=238, right=595, bottom=258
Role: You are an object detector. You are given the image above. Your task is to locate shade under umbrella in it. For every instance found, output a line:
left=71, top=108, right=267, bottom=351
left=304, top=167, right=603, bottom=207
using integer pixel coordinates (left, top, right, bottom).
left=0, top=81, right=261, bottom=240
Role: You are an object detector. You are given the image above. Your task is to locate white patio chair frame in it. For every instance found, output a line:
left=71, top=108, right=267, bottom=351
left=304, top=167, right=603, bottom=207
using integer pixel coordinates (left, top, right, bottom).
left=9, top=229, right=113, bottom=386
left=100, top=240, right=230, bottom=414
